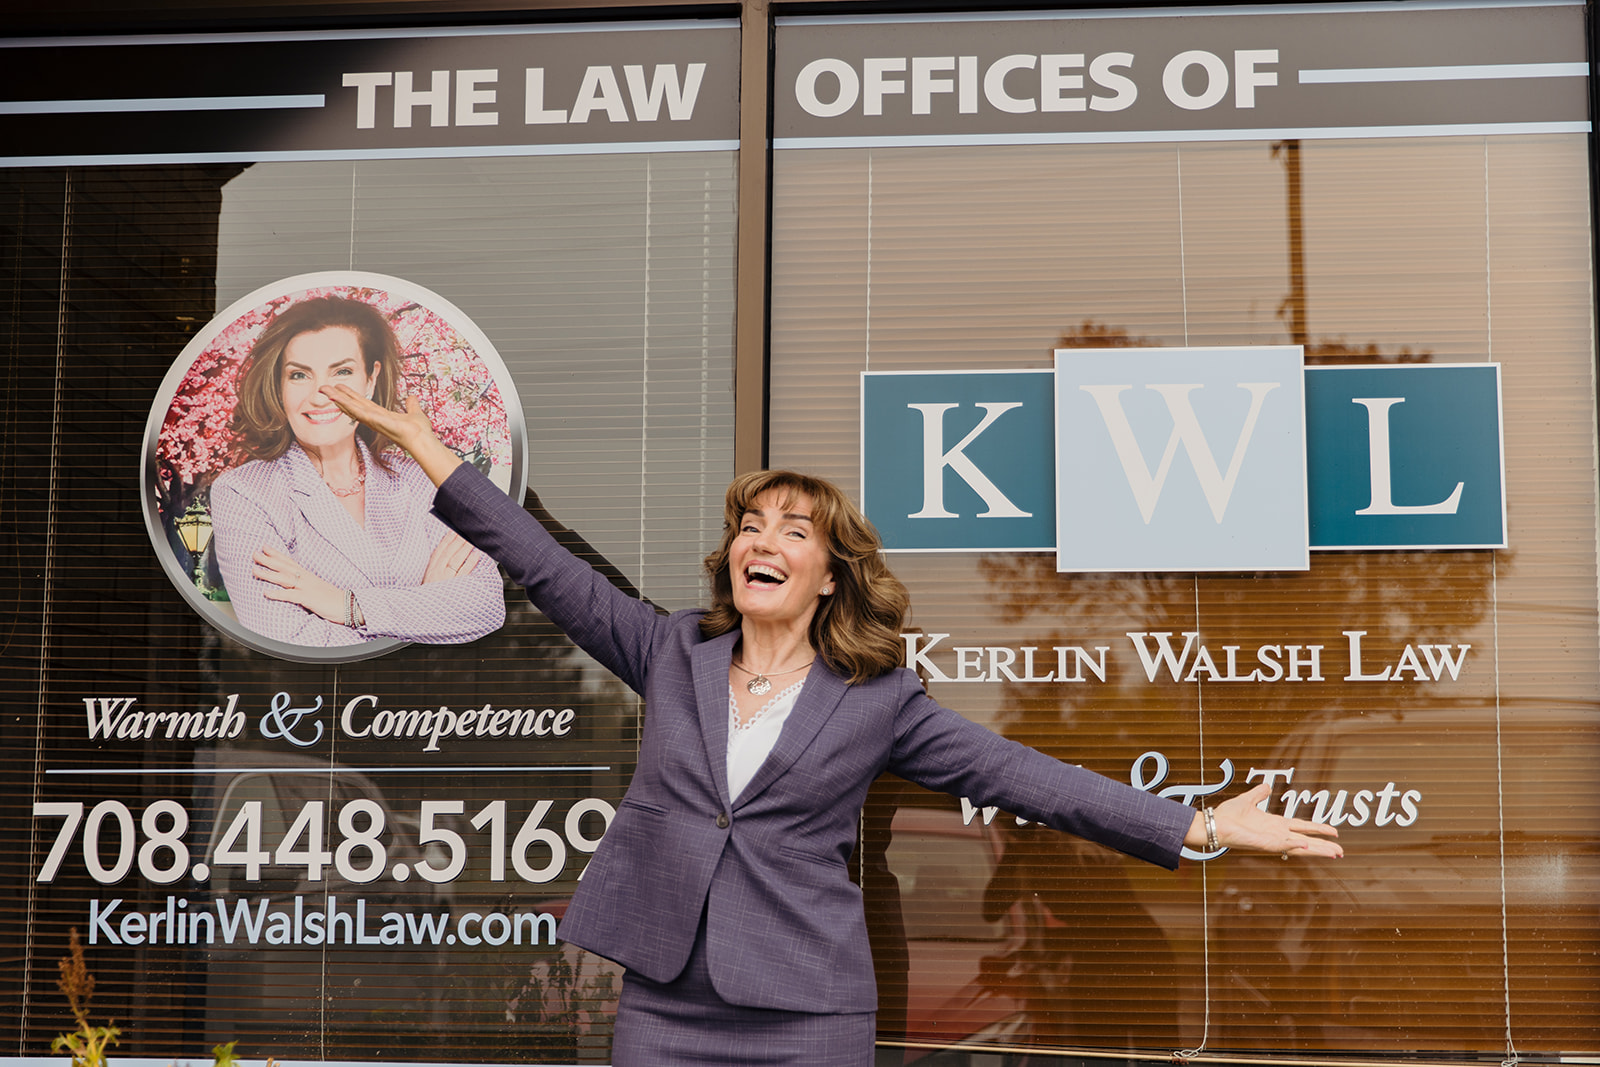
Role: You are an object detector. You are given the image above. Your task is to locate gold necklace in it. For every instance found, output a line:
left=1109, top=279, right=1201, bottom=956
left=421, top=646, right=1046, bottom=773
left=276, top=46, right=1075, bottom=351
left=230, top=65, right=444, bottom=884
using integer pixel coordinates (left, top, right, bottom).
left=731, top=657, right=811, bottom=696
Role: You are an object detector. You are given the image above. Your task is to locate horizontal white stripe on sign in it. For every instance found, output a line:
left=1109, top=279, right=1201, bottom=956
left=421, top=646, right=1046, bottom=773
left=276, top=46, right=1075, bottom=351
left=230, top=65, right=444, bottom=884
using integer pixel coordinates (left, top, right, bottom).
left=775, top=121, right=1592, bottom=150
left=0, top=94, right=325, bottom=114
left=1300, top=62, right=1589, bottom=83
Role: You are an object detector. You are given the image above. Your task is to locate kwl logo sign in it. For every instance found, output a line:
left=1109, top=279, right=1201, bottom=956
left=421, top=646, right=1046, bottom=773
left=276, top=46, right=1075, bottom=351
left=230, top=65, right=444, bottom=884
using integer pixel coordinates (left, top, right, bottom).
left=860, top=350, right=1504, bottom=572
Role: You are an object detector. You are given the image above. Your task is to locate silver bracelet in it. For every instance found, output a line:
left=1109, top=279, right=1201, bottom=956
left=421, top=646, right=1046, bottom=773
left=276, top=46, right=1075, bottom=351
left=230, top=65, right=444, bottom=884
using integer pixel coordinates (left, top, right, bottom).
left=1203, top=806, right=1219, bottom=851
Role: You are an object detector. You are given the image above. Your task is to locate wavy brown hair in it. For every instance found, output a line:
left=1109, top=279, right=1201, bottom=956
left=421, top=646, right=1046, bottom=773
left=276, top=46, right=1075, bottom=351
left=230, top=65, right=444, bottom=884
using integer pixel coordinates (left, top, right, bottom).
left=701, top=470, right=909, bottom=684
left=228, top=296, right=402, bottom=468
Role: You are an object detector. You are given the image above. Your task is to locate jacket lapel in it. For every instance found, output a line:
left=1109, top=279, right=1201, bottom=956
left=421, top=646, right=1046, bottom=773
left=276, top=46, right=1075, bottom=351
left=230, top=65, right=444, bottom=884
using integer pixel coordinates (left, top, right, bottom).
left=731, top=657, right=847, bottom=810
left=286, top=444, right=380, bottom=580
left=691, top=630, right=741, bottom=808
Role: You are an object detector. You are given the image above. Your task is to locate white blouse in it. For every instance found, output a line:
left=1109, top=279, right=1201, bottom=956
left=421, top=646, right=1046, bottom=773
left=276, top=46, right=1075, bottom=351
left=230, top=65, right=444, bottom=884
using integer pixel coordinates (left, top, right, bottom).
left=727, top=679, right=805, bottom=802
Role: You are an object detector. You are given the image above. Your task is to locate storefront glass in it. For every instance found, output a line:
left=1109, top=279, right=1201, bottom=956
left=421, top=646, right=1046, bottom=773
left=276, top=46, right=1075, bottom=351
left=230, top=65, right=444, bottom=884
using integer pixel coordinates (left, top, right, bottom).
left=2, top=20, right=738, bottom=1063
left=2, top=1, right=1597, bottom=1064
left=769, top=2, right=1597, bottom=1059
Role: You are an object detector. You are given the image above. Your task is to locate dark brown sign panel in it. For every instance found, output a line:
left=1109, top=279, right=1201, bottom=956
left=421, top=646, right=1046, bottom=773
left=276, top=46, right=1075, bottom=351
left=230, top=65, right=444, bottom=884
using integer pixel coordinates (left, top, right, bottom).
left=0, top=22, right=740, bottom=165
left=774, top=2, right=1588, bottom=144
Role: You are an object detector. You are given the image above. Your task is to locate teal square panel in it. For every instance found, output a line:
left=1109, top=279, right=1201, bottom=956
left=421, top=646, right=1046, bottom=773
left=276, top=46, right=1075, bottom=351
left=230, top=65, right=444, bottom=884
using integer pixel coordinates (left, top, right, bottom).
left=861, top=370, right=1055, bottom=551
left=1305, top=364, right=1505, bottom=549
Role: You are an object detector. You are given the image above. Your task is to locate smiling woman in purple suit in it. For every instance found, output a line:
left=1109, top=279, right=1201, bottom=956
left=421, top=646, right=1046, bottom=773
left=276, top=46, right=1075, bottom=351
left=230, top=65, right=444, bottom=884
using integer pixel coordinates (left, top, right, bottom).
left=208, top=296, right=504, bottom=649
left=327, top=381, right=1342, bottom=1065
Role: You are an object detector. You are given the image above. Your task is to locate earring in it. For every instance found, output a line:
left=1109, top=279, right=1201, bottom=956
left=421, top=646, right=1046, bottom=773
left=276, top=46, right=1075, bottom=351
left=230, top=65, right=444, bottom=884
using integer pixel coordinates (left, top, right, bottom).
left=822, top=586, right=834, bottom=595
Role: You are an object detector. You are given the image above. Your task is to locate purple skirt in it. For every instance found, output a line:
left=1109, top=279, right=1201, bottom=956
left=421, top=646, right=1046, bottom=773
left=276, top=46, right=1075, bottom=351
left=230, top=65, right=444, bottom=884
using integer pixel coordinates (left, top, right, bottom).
left=611, top=911, right=875, bottom=1066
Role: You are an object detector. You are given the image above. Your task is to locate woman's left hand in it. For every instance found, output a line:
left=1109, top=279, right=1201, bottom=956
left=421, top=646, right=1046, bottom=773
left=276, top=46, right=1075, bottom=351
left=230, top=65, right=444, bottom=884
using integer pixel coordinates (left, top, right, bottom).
left=253, top=547, right=351, bottom=625
left=422, top=531, right=483, bottom=584
left=1185, top=783, right=1344, bottom=859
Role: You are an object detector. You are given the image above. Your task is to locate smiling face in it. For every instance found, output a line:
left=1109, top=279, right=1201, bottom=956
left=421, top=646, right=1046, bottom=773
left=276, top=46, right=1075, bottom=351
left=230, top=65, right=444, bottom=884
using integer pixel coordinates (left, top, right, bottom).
left=279, top=326, right=379, bottom=452
left=728, top=489, right=836, bottom=635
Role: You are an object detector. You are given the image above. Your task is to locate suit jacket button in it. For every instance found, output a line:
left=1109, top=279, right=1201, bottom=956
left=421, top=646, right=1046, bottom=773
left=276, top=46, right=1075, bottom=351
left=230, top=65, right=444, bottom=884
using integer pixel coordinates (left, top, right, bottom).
left=715, top=812, right=729, bottom=829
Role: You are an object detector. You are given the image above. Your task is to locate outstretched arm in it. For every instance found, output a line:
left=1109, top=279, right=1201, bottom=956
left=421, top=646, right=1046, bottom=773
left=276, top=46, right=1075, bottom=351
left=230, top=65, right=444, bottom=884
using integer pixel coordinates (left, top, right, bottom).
left=428, top=463, right=663, bottom=692
left=327, top=382, right=664, bottom=687
left=888, top=680, right=1341, bottom=869
left=330, top=381, right=650, bottom=601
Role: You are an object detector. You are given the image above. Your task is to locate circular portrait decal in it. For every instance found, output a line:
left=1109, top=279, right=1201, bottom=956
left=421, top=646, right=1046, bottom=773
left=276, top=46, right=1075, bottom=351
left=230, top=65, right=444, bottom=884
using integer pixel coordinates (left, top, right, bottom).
left=142, top=272, right=526, bottom=663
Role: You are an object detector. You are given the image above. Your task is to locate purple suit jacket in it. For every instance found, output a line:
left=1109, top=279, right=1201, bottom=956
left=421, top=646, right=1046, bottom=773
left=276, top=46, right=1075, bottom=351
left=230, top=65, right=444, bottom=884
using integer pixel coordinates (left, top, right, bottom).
left=433, top=464, right=1194, bottom=1014
left=210, top=443, right=505, bottom=647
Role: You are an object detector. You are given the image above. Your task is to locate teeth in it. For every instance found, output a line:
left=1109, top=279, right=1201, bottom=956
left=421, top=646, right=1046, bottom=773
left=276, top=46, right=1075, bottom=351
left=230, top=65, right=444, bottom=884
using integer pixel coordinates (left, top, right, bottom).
left=303, top=410, right=344, bottom=424
left=747, top=563, right=787, bottom=583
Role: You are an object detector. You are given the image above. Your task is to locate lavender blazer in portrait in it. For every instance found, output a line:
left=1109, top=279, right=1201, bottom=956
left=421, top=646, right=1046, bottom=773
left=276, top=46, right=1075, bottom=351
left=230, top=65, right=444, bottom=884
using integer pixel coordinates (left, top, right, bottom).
left=433, top=464, right=1195, bottom=1015
left=210, top=443, right=505, bottom=647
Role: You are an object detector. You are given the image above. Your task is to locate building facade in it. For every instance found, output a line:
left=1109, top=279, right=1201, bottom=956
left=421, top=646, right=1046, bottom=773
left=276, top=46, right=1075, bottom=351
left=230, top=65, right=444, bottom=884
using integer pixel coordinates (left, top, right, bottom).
left=3, top=1, right=1596, bottom=1064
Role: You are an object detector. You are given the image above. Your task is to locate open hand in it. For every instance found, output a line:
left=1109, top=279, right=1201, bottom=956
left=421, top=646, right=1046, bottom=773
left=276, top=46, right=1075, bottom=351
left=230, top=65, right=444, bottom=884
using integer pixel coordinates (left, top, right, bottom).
left=324, top=385, right=433, bottom=449
left=1186, top=783, right=1344, bottom=859
left=325, top=386, right=463, bottom=487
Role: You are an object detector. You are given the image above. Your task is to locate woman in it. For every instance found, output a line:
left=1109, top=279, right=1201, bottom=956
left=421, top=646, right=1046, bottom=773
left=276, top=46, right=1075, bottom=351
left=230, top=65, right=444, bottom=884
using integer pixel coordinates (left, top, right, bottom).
left=328, top=385, right=1342, bottom=1065
left=209, top=296, right=505, bottom=648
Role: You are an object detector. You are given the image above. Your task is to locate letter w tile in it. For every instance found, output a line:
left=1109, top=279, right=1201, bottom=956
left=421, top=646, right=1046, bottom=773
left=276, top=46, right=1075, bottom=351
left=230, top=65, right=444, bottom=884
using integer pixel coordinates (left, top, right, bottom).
left=1079, top=382, right=1279, bottom=523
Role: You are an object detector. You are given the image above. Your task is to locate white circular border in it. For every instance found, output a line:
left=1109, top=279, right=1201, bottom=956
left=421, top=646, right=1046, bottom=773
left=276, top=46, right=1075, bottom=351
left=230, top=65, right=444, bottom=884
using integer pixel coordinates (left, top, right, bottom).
left=140, top=271, right=528, bottom=664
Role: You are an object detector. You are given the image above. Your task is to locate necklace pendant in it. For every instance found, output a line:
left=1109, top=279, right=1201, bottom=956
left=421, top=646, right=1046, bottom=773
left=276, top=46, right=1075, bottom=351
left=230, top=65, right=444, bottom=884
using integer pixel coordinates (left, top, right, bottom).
left=746, top=676, right=773, bottom=696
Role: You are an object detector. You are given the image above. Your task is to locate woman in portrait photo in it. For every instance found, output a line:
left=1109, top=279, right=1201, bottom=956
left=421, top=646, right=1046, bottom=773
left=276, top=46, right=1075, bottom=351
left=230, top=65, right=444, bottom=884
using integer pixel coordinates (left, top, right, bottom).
left=208, top=295, right=505, bottom=648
